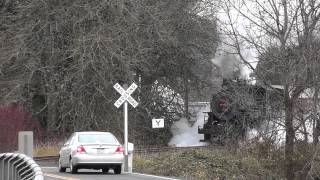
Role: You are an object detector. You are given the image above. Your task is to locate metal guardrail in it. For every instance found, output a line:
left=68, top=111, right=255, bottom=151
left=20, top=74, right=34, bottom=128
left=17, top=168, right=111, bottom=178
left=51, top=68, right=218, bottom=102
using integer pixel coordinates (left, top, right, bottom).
left=0, top=153, right=44, bottom=180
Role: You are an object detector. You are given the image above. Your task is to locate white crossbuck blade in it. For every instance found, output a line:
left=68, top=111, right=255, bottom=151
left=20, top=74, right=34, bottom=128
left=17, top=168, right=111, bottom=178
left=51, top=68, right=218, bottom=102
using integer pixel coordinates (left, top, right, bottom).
left=114, top=83, right=138, bottom=108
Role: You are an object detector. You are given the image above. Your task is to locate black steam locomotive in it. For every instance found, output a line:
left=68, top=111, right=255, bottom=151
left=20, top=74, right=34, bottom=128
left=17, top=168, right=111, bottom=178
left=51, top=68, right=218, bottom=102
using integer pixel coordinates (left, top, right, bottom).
left=198, top=79, right=267, bottom=144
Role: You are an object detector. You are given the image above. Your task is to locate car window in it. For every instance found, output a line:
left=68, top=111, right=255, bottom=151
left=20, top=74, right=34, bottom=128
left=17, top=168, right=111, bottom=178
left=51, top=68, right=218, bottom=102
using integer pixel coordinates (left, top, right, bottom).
left=78, top=134, right=118, bottom=144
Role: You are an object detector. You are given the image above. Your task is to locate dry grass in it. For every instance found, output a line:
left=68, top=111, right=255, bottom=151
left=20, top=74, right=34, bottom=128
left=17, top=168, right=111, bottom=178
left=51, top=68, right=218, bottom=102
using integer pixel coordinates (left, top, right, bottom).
left=33, top=144, right=61, bottom=157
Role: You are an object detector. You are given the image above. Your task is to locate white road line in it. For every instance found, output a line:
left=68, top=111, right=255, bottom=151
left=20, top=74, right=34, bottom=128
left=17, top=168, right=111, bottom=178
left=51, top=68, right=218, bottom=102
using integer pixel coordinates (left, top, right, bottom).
left=130, top=172, right=180, bottom=180
left=41, top=166, right=58, bottom=169
left=44, top=173, right=80, bottom=180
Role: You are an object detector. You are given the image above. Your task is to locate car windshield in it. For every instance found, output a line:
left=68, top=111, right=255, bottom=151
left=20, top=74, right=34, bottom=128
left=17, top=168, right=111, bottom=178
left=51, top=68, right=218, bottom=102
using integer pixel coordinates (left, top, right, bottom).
left=78, top=134, right=118, bottom=144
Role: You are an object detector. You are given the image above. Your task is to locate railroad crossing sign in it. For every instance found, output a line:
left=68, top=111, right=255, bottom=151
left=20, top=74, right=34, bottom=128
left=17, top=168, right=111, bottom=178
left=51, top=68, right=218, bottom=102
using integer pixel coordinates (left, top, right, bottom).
left=113, top=82, right=139, bottom=173
left=152, top=118, right=164, bottom=128
left=114, top=83, right=138, bottom=108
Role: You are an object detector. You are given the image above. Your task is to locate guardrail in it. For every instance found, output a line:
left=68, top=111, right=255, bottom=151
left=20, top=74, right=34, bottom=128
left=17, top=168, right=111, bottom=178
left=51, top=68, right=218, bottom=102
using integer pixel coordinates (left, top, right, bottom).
left=0, top=153, right=44, bottom=180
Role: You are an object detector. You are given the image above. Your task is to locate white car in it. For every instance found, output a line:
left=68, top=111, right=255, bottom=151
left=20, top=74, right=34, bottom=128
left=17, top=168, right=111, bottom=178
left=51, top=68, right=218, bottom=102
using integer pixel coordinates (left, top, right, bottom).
left=58, top=131, right=124, bottom=174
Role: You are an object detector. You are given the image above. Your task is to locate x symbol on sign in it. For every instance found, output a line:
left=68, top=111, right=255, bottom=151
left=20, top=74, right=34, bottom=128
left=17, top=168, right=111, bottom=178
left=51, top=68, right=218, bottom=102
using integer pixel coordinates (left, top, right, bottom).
left=114, top=83, right=138, bottom=108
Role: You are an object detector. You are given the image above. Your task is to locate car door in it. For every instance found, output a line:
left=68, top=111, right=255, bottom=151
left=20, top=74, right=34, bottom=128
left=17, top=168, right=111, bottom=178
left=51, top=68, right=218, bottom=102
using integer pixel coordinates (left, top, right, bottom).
left=65, top=134, right=76, bottom=161
left=60, top=133, right=74, bottom=166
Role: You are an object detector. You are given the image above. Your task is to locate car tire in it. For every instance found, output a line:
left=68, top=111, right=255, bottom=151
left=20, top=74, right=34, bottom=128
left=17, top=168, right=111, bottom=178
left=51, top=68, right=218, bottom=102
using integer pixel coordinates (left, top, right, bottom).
left=102, top=168, right=109, bottom=174
left=114, top=165, right=121, bottom=174
left=70, top=159, right=78, bottom=174
left=58, top=158, right=66, bottom=172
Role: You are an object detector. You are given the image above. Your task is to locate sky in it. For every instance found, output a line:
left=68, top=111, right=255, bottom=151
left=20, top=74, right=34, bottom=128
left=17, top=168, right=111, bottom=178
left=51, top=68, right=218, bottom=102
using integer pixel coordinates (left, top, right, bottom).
left=215, top=1, right=259, bottom=81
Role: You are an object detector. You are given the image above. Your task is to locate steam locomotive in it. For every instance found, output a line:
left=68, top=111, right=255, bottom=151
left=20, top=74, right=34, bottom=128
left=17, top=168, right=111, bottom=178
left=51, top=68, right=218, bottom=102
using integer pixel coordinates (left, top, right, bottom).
left=198, top=79, right=267, bottom=144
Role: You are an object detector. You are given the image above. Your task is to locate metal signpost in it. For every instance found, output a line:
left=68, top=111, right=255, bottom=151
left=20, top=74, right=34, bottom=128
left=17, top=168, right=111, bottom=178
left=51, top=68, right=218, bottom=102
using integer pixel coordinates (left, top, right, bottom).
left=114, top=83, right=138, bottom=172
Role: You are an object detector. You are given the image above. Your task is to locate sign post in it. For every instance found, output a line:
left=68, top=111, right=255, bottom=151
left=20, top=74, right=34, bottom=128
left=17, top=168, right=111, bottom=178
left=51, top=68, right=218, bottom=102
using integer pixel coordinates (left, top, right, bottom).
left=114, top=83, right=138, bottom=172
left=123, top=100, right=128, bottom=171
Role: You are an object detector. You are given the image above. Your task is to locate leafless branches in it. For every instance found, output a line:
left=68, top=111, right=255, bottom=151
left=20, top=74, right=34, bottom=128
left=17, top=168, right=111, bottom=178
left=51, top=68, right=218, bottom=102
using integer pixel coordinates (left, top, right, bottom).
left=0, top=0, right=219, bottom=145
left=219, top=0, right=320, bottom=178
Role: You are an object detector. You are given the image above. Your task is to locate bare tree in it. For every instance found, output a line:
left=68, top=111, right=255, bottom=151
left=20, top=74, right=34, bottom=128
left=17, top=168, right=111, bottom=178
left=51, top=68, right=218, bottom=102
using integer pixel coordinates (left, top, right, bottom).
left=0, top=0, right=219, bottom=145
left=220, top=0, right=320, bottom=179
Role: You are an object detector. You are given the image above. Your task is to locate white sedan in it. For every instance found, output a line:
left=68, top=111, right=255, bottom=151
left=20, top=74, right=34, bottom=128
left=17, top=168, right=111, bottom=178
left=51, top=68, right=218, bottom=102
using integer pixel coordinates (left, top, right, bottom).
left=58, top=131, right=124, bottom=174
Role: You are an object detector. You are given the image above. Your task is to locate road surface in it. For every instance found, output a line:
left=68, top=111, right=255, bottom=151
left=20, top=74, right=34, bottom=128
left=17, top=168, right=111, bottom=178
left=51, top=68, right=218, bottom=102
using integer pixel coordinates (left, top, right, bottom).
left=42, top=167, right=180, bottom=180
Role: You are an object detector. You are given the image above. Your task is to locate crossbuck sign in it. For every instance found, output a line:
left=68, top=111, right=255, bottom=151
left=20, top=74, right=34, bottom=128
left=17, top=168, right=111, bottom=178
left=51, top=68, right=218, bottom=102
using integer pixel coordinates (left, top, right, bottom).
left=113, top=82, right=138, bottom=172
left=114, top=83, right=138, bottom=108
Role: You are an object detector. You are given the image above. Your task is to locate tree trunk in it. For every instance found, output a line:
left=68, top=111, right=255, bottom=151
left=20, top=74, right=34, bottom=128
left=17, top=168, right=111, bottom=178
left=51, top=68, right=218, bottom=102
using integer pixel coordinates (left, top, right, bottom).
left=47, top=91, right=57, bottom=132
left=184, top=78, right=189, bottom=119
left=313, top=87, right=319, bottom=145
left=184, top=68, right=189, bottom=119
left=284, top=86, right=295, bottom=180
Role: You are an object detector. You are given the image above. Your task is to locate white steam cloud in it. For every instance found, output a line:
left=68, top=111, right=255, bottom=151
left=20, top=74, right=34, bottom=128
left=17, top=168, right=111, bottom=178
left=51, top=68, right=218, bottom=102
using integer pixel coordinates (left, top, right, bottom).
left=168, top=103, right=209, bottom=147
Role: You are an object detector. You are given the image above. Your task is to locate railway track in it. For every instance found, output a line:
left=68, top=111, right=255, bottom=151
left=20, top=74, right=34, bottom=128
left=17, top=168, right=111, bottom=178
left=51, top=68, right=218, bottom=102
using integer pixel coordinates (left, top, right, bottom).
left=34, top=145, right=219, bottom=161
left=133, top=145, right=219, bottom=153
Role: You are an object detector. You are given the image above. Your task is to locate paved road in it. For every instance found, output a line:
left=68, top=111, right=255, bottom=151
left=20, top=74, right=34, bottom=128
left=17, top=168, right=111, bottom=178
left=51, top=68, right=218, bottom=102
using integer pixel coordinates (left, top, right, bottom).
left=42, top=167, right=180, bottom=180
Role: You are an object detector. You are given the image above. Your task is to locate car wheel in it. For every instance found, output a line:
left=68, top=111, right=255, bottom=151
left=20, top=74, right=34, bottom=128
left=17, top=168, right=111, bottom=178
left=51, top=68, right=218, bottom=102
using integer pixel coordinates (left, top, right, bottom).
left=58, top=157, right=66, bottom=172
left=102, top=168, right=109, bottom=174
left=114, top=165, right=121, bottom=174
left=69, top=159, right=78, bottom=174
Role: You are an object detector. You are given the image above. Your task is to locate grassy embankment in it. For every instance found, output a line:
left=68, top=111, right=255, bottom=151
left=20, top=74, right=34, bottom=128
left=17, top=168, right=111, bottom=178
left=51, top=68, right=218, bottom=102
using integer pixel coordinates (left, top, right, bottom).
left=133, top=147, right=282, bottom=180
left=133, top=141, right=318, bottom=180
